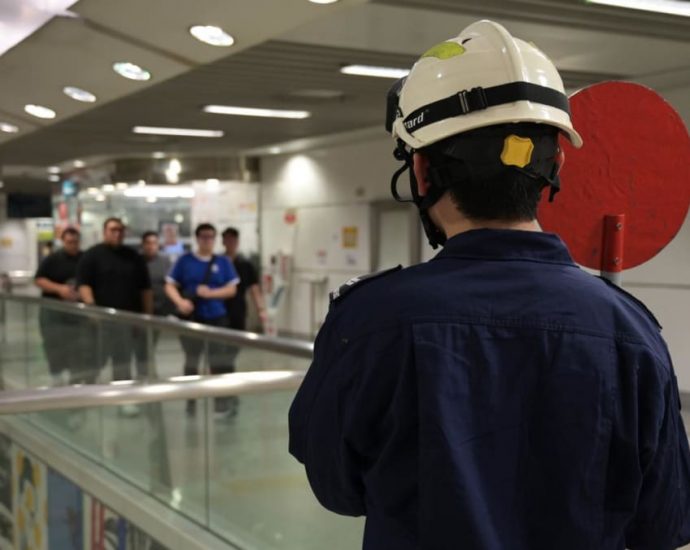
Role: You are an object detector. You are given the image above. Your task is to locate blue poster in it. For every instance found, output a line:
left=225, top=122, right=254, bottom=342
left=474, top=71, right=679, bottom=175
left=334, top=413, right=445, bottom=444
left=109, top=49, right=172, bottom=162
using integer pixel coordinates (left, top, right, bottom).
left=47, top=469, right=82, bottom=550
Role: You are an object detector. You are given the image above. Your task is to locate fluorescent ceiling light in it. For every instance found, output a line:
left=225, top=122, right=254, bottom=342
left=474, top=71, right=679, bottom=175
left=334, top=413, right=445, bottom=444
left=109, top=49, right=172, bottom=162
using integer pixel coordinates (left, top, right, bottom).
left=63, top=86, right=97, bottom=103
left=0, top=1, right=78, bottom=58
left=585, top=0, right=690, bottom=16
left=132, top=126, right=224, bottom=138
left=73, top=159, right=85, bottom=168
left=115, top=182, right=129, bottom=190
left=124, top=185, right=195, bottom=199
left=189, top=25, right=235, bottom=47
left=103, top=184, right=115, bottom=192
left=340, top=64, right=410, bottom=79
left=25, top=104, right=56, bottom=119
left=48, top=175, right=60, bottom=182
left=95, top=194, right=106, bottom=202
left=309, top=0, right=340, bottom=3
left=146, top=196, right=158, bottom=203
left=0, top=123, right=19, bottom=133
left=87, top=187, right=99, bottom=194
left=47, top=166, right=60, bottom=174
left=203, top=105, right=310, bottom=119
left=113, top=62, right=151, bottom=81
left=152, top=151, right=166, bottom=159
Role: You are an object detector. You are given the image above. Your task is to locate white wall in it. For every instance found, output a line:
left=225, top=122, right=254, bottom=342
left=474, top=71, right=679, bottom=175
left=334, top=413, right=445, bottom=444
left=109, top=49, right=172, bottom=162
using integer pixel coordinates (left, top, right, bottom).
left=260, top=139, right=397, bottom=336
left=0, top=219, right=37, bottom=274
left=260, top=117, right=690, bottom=389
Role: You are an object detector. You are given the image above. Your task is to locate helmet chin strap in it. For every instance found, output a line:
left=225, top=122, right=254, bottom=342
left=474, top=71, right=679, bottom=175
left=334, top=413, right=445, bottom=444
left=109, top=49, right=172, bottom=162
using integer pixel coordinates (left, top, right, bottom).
left=390, top=140, right=448, bottom=249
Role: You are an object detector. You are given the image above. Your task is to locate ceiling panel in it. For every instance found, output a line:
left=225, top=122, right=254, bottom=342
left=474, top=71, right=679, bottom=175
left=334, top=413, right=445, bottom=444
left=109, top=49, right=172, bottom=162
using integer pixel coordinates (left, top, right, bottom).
left=0, top=16, right=188, bottom=133
left=372, top=0, right=690, bottom=41
left=74, top=0, right=368, bottom=64
left=0, top=38, right=619, bottom=167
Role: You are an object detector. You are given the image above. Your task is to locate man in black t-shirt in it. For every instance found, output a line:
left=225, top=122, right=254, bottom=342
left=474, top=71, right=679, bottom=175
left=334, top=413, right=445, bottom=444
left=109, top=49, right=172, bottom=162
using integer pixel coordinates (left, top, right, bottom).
left=222, top=227, right=266, bottom=331
left=77, top=218, right=153, bottom=390
left=34, top=227, right=87, bottom=385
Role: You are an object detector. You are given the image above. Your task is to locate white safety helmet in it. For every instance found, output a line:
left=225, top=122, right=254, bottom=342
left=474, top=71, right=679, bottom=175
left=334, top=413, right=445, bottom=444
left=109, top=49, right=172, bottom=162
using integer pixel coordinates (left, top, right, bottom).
left=389, top=20, right=583, bottom=150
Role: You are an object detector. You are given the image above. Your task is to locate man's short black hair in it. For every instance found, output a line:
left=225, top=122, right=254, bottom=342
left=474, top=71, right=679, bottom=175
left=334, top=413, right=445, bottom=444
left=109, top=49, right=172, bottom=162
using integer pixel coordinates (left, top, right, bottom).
left=141, top=230, right=158, bottom=242
left=61, top=227, right=80, bottom=239
left=195, top=223, right=216, bottom=237
left=103, top=217, right=124, bottom=230
left=423, top=123, right=558, bottom=222
left=222, top=227, right=239, bottom=239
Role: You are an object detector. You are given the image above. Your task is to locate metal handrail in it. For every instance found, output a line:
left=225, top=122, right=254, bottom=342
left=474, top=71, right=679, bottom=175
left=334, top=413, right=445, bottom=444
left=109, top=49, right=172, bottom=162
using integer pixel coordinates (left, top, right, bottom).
left=0, top=292, right=313, bottom=358
left=0, top=371, right=306, bottom=414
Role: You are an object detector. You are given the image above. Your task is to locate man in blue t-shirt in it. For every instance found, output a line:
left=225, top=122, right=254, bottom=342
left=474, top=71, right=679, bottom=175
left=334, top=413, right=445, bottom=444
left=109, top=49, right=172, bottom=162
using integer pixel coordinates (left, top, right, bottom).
left=165, top=223, right=239, bottom=417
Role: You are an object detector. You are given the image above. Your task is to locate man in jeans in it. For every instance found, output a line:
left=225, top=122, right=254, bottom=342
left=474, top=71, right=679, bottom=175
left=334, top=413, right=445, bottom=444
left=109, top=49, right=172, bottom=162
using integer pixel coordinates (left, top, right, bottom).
left=165, top=223, right=239, bottom=417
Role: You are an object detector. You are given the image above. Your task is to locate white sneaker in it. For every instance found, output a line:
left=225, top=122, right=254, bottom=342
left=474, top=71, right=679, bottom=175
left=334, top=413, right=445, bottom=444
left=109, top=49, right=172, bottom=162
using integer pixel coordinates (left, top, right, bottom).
left=119, top=404, right=140, bottom=417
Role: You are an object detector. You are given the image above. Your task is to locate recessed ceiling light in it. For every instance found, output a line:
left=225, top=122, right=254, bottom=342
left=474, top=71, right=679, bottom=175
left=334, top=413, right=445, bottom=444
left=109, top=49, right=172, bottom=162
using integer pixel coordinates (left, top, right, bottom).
left=290, top=88, right=345, bottom=99
left=309, top=0, right=340, bottom=4
left=73, top=159, right=85, bottom=168
left=203, top=105, right=310, bottom=119
left=340, top=64, right=410, bottom=79
left=132, top=126, right=224, bottom=138
left=585, top=0, right=690, bottom=16
left=48, top=175, right=60, bottom=182
left=189, top=25, right=235, bottom=47
left=113, top=62, right=151, bottom=81
left=0, top=122, right=18, bottom=133
left=63, top=86, right=97, bottom=103
left=47, top=166, right=60, bottom=174
left=25, top=104, right=56, bottom=119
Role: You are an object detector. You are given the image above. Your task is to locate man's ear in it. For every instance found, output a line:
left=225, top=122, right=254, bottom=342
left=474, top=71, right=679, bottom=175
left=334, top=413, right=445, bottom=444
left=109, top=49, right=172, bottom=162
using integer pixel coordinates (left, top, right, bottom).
left=413, top=152, right=431, bottom=197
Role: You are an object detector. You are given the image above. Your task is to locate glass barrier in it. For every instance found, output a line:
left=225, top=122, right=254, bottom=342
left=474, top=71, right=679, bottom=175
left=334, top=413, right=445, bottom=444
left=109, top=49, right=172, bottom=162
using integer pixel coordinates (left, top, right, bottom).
left=0, top=294, right=364, bottom=549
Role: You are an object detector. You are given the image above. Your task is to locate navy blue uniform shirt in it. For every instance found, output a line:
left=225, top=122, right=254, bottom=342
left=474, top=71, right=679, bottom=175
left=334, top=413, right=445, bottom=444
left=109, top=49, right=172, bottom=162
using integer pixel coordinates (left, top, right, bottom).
left=289, top=229, right=690, bottom=550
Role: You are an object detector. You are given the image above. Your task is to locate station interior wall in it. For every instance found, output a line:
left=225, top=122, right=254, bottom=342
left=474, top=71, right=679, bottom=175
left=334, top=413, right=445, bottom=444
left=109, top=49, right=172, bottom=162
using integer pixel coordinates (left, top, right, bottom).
left=259, top=113, right=690, bottom=392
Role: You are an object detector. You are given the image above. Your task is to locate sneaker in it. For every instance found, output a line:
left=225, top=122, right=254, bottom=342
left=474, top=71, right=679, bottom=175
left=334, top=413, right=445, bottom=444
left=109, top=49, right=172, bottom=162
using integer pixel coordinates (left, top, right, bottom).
left=119, top=404, right=140, bottom=417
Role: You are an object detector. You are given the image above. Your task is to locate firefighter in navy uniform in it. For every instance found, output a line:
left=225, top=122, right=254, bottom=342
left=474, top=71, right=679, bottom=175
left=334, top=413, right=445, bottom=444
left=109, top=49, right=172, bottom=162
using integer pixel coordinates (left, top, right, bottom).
left=289, top=20, right=690, bottom=550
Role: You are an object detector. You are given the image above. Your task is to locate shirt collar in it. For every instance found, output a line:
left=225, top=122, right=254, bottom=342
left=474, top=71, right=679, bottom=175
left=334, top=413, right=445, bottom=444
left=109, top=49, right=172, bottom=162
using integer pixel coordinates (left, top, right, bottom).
left=434, top=229, right=576, bottom=266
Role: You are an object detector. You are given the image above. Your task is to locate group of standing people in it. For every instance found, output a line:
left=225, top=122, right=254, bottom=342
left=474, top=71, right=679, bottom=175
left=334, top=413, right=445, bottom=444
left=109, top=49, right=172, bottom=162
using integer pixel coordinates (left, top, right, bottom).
left=35, top=217, right=264, bottom=418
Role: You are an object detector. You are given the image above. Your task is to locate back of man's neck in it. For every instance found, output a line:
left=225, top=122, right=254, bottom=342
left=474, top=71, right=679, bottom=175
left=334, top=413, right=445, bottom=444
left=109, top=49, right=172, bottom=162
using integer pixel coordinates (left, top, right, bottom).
left=444, top=219, right=541, bottom=240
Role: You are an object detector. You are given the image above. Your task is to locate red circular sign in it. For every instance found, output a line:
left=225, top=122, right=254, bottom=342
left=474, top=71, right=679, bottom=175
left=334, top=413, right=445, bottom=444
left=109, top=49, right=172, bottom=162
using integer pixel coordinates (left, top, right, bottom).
left=538, top=82, right=690, bottom=270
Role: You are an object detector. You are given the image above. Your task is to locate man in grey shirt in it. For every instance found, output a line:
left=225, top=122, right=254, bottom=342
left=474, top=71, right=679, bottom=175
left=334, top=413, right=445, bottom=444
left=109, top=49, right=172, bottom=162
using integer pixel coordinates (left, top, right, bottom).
left=141, top=231, right=173, bottom=317
left=133, top=231, right=174, bottom=383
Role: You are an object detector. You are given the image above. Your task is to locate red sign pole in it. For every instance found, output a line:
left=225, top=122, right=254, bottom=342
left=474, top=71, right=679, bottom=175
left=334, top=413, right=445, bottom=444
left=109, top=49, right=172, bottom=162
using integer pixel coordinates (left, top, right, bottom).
left=601, top=214, right=625, bottom=286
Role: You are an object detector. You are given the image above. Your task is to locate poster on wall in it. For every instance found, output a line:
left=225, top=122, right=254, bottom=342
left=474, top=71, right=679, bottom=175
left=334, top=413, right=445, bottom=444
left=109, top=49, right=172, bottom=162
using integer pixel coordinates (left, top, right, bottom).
left=13, top=447, right=47, bottom=550
left=47, top=469, right=82, bottom=550
left=84, top=496, right=167, bottom=550
left=191, top=181, right=259, bottom=255
left=0, top=435, right=12, bottom=550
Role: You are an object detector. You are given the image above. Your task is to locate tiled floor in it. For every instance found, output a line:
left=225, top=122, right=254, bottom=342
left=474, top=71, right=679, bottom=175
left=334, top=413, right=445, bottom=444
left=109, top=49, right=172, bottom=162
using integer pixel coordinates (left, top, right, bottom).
left=3, top=308, right=690, bottom=549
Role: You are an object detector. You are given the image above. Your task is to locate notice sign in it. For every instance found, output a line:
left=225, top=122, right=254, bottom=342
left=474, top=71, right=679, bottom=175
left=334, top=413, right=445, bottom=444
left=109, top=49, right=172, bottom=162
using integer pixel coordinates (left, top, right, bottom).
left=342, top=226, right=358, bottom=249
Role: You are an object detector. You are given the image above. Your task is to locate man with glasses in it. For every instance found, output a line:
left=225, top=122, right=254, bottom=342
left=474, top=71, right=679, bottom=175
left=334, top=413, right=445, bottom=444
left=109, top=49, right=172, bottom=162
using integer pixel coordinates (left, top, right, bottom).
left=165, top=223, right=239, bottom=418
left=77, top=218, right=153, bottom=415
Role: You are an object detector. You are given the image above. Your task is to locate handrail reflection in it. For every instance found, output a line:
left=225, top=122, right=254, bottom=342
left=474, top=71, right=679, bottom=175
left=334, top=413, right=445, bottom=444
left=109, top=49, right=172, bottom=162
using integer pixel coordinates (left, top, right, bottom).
left=0, top=292, right=313, bottom=358
left=0, top=370, right=306, bottom=414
